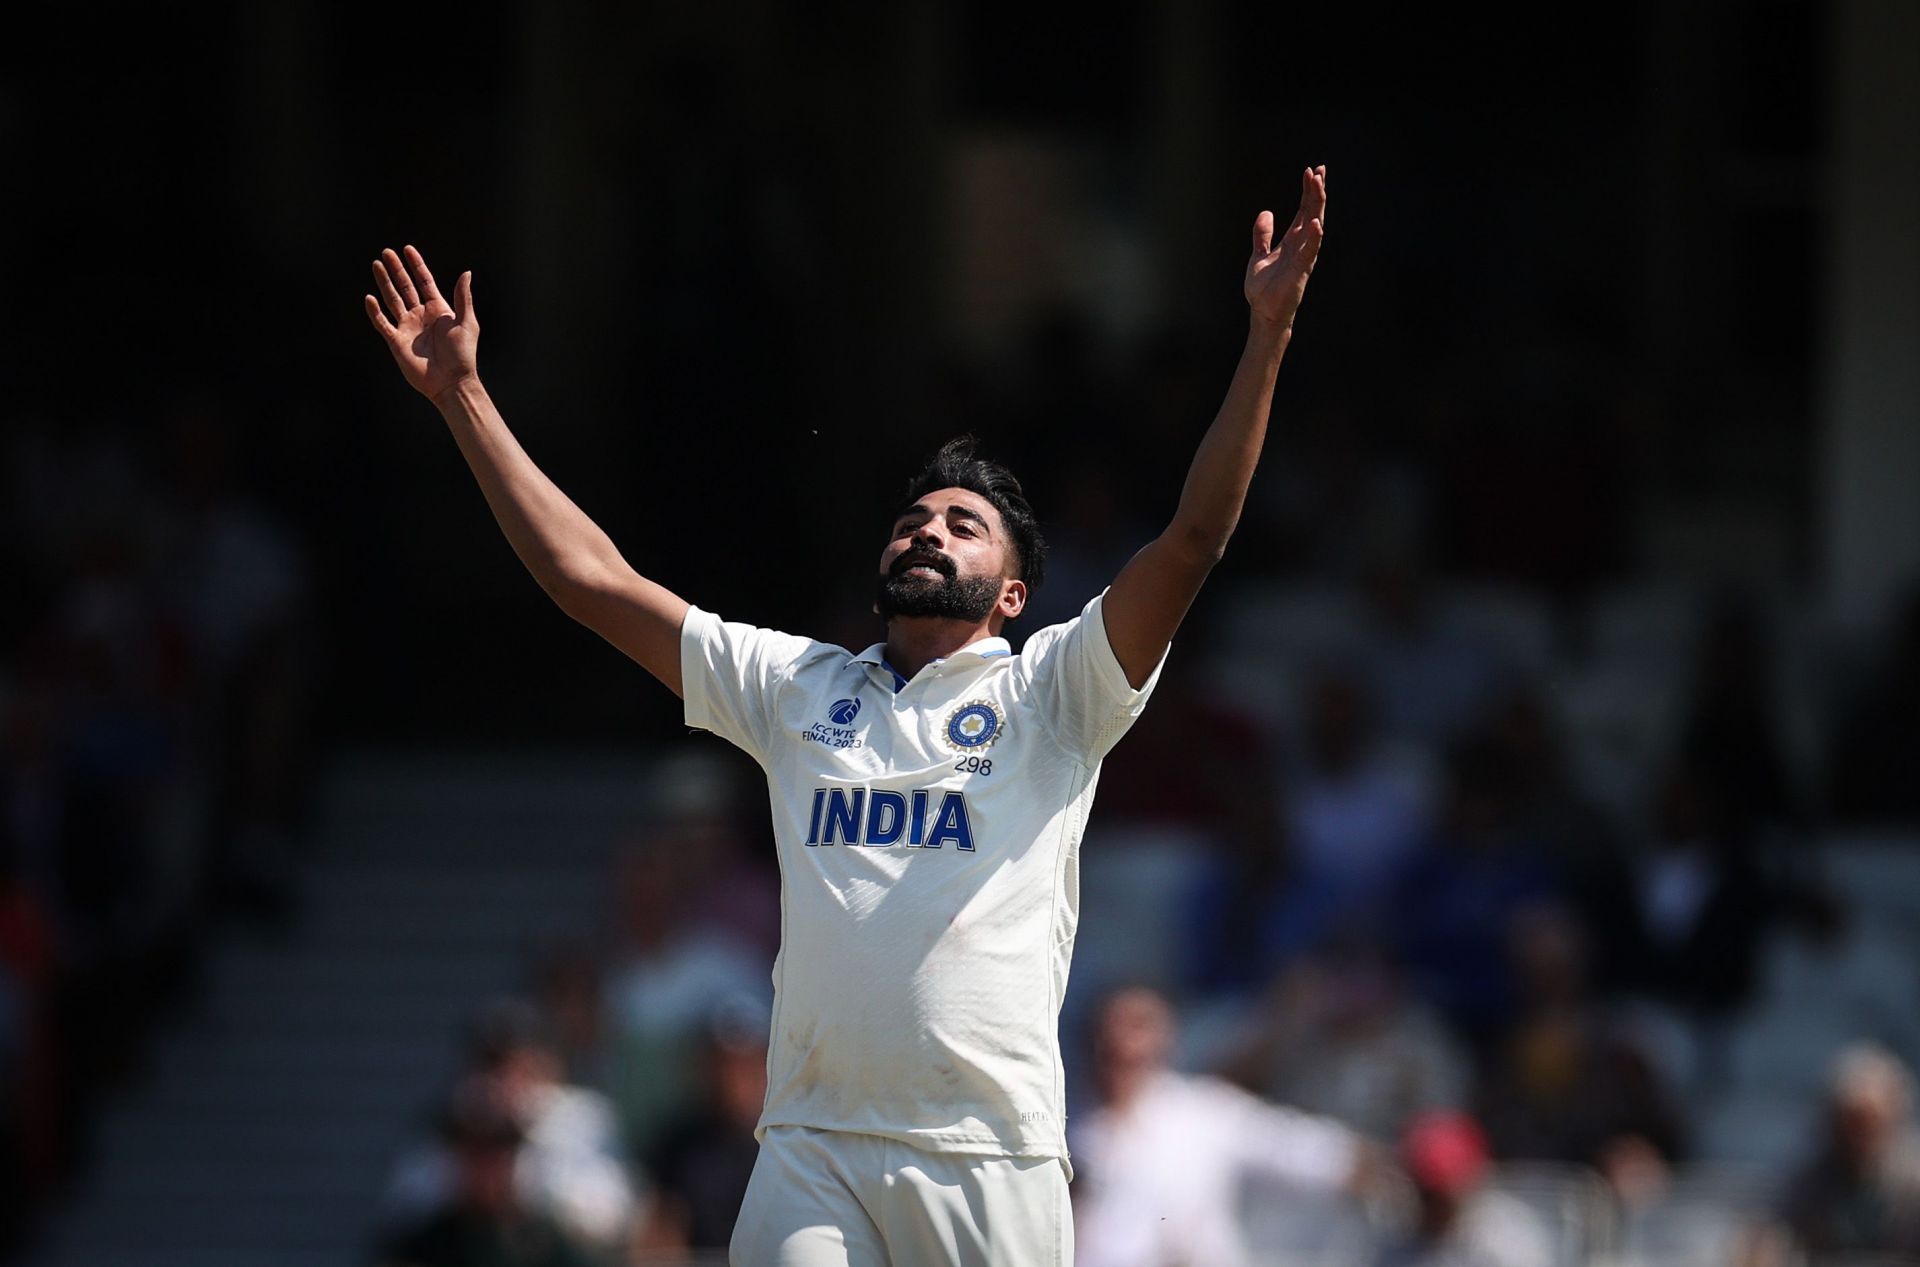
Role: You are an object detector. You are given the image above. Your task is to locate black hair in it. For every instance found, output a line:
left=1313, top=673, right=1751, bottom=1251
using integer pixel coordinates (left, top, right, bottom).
left=465, top=996, right=553, bottom=1070
left=899, top=436, right=1047, bottom=591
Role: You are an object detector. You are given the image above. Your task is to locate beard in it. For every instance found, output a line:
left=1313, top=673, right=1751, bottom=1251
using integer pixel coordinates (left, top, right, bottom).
left=876, top=550, right=1004, bottom=622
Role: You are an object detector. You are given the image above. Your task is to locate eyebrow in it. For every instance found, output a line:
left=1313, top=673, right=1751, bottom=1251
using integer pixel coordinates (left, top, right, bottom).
left=946, top=505, right=992, bottom=534
left=893, top=503, right=994, bottom=535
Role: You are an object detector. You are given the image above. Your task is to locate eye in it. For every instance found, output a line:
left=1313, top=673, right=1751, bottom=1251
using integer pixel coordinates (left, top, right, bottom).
left=953, top=521, right=976, bottom=537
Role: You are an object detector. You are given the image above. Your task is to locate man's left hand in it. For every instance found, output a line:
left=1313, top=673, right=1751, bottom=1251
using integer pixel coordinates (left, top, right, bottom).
left=1245, top=165, right=1327, bottom=332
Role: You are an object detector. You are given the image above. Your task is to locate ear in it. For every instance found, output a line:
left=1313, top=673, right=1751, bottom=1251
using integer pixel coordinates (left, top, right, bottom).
left=999, top=578, right=1028, bottom=621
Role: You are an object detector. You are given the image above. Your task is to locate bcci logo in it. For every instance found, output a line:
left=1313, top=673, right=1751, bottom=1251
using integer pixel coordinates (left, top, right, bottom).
left=828, top=698, right=862, bottom=726
left=944, top=700, right=1004, bottom=751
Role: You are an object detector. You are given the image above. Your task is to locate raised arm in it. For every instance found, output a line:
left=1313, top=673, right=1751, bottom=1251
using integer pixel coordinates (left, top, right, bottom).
left=1100, top=166, right=1327, bottom=686
left=365, top=245, right=689, bottom=696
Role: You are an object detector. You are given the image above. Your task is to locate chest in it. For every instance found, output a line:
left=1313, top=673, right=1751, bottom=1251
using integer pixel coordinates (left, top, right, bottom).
left=779, top=669, right=1031, bottom=782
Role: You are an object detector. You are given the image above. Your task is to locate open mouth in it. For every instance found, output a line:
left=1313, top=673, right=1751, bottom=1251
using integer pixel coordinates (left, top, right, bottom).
left=892, top=552, right=954, bottom=581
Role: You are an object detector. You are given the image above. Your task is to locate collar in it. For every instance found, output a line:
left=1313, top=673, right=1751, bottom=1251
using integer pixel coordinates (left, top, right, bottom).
left=853, top=635, right=1013, bottom=692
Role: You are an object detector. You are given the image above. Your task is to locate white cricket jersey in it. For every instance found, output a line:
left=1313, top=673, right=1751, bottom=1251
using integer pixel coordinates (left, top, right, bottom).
left=679, top=589, right=1165, bottom=1177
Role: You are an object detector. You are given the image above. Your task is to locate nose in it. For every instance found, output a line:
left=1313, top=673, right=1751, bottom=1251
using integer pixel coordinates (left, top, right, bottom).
left=911, top=520, right=945, bottom=550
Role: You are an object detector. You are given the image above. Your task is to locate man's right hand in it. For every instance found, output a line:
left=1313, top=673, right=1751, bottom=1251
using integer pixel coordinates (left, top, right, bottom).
left=365, top=245, right=478, bottom=404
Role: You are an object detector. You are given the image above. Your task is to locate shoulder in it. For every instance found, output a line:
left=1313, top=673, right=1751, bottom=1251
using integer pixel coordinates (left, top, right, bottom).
left=1181, top=1072, right=1265, bottom=1114
left=1463, top=1190, right=1557, bottom=1263
left=1014, top=592, right=1104, bottom=661
left=684, top=606, right=852, bottom=674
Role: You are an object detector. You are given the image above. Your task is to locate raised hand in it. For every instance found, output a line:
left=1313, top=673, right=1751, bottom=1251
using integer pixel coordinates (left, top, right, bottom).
left=1245, top=165, right=1327, bottom=331
left=365, top=245, right=478, bottom=402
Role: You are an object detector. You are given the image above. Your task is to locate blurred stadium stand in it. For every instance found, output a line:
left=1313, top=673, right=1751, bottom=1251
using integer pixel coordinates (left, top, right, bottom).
left=26, top=755, right=648, bottom=1267
left=5, top=1, right=1920, bottom=1263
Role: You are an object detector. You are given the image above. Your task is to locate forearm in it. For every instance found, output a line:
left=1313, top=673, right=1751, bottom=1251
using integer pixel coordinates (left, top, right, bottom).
left=433, top=378, right=626, bottom=602
left=1167, top=314, right=1292, bottom=556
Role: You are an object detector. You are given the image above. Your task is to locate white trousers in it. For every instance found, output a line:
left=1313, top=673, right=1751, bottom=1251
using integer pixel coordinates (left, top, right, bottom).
left=729, top=1125, right=1072, bottom=1267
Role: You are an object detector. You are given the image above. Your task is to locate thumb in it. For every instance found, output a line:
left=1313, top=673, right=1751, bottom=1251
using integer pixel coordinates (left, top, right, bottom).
left=1252, top=210, right=1275, bottom=258
left=453, top=270, right=476, bottom=327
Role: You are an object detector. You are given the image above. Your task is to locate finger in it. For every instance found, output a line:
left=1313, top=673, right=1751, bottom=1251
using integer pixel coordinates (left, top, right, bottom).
left=452, top=270, right=475, bottom=328
left=1252, top=209, right=1275, bottom=258
left=1284, top=167, right=1324, bottom=238
left=372, top=258, right=406, bottom=322
left=364, top=293, right=396, bottom=336
left=383, top=248, right=419, bottom=308
left=1308, top=165, right=1328, bottom=229
left=403, top=244, right=442, bottom=304
left=1295, top=218, right=1325, bottom=273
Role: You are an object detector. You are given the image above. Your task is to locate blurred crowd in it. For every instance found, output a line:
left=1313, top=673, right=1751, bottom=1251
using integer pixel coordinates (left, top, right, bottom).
left=363, top=469, right=1920, bottom=1266
left=4, top=333, right=1919, bottom=1267
left=0, top=407, right=318, bottom=1255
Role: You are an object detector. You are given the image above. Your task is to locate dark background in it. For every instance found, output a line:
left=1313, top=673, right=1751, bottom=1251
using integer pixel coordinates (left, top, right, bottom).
left=5, top=1, right=1918, bottom=1264
left=2, top=0, right=1825, bottom=744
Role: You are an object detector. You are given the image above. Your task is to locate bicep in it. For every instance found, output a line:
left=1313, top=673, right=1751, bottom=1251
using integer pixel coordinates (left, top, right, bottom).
left=557, top=563, right=692, bottom=698
left=1100, top=530, right=1217, bottom=688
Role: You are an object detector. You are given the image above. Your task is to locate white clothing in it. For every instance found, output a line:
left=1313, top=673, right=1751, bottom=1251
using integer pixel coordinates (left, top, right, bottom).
left=1286, top=749, right=1435, bottom=896
left=1372, top=1190, right=1555, bottom=1267
left=383, top=1083, right=637, bottom=1248
left=681, top=590, right=1163, bottom=1176
left=730, top=1125, right=1070, bottom=1267
left=1070, top=1070, right=1359, bottom=1267
left=608, top=932, right=773, bottom=1038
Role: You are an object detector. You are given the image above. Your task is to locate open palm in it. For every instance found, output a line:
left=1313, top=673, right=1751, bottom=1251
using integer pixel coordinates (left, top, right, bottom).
left=1245, top=166, right=1327, bottom=330
left=365, top=245, right=479, bottom=402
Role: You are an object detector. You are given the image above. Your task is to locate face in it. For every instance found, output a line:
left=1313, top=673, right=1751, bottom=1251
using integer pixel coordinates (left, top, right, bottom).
left=1092, top=988, right=1175, bottom=1080
left=454, top=1139, right=520, bottom=1211
left=1833, top=1089, right=1899, bottom=1165
left=876, top=487, right=1026, bottom=624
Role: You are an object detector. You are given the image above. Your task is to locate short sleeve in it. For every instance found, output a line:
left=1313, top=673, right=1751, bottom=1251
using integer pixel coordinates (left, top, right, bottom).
left=1015, top=587, right=1167, bottom=761
left=680, top=606, right=817, bottom=762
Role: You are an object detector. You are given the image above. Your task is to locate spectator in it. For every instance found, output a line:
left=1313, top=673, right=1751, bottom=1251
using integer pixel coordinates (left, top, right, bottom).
left=1675, top=592, right=1805, bottom=843
left=1828, top=581, right=1920, bottom=824
left=1372, top=1110, right=1554, bottom=1267
left=638, top=1002, right=770, bottom=1254
left=375, top=1084, right=598, bottom=1267
left=385, top=999, right=637, bottom=1256
left=1474, top=907, right=1687, bottom=1191
left=530, top=946, right=607, bottom=1089
left=1356, top=553, right=1506, bottom=749
left=1774, top=1043, right=1920, bottom=1260
left=1475, top=685, right=1640, bottom=996
left=1071, top=986, right=1379, bottom=1267
left=151, top=400, right=316, bottom=922
left=1014, top=465, right=1149, bottom=631
left=1391, top=740, right=1559, bottom=1051
left=1622, top=762, right=1774, bottom=1025
left=1105, top=617, right=1285, bottom=999
left=601, top=828, right=771, bottom=1155
left=1221, top=934, right=1468, bottom=1143
left=1266, top=669, right=1437, bottom=963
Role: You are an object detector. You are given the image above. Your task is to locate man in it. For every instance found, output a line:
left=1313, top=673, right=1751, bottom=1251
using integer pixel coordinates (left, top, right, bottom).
left=1071, top=985, right=1379, bottom=1267
left=1773, top=1042, right=1920, bottom=1260
left=364, top=163, right=1327, bottom=1266
left=375, top=1084, right=598, bottom=1267
left=383, top=999, right=636, bottom=1256
left=1372, top=1110, right=1553, bottom=1267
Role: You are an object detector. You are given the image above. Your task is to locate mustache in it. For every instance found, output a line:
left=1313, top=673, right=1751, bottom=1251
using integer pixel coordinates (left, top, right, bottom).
left=889, top=548, right=956, bottom=580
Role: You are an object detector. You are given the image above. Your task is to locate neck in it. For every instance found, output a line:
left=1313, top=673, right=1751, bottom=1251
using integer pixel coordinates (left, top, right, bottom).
left=884, top=615, right=1001, bottom=678
left=1099, top=1064, right=1158, bottom=1113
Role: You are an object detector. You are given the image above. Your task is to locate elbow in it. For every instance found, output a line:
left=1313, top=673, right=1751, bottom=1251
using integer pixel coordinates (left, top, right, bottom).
left=1170, top=521, right=1231, bottom=568
left=543, top=567, right=600, bottom=621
